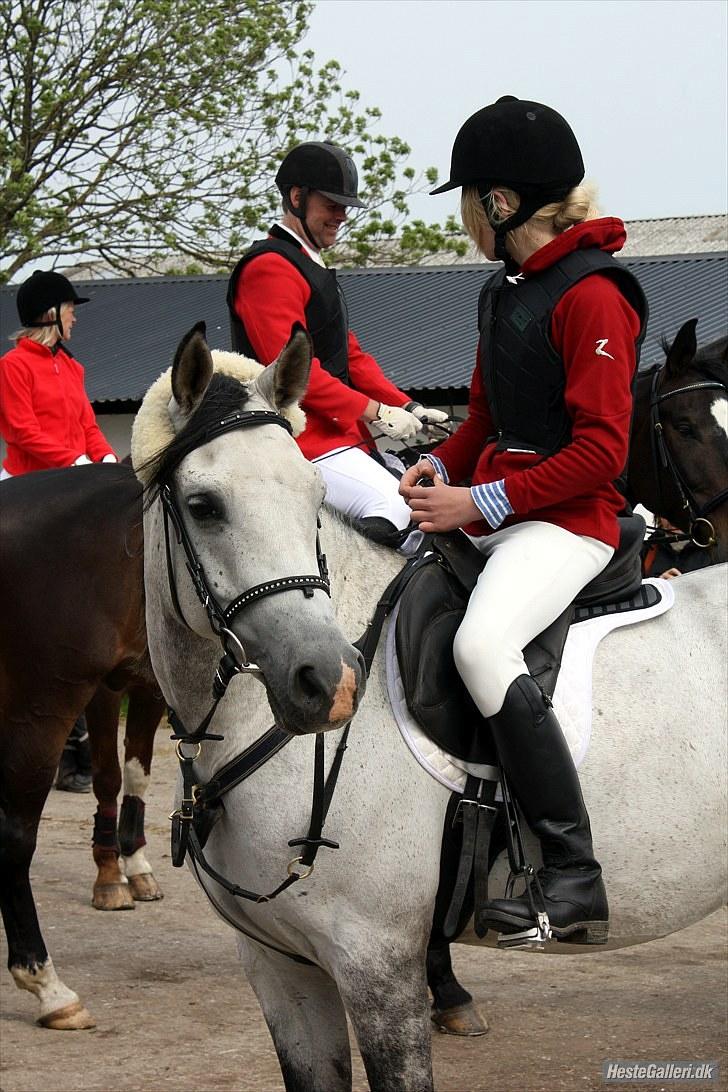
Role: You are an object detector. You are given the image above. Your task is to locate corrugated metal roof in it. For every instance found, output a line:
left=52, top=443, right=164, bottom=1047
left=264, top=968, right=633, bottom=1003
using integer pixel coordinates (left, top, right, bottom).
left=1, top=253, right=726, bottom=406
left=418, top=215, right=728, bottom=265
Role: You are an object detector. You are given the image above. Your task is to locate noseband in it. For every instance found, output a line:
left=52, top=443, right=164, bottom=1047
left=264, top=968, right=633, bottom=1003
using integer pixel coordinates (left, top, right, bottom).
left=649, top=367, right=728, bottom=548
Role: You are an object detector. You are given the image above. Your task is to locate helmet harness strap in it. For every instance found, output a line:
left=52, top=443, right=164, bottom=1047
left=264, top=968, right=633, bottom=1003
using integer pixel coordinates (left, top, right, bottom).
left=290, top=186, right=323, bottom=251
left=482, top=185, right=572, bottom=270
left=27, top=309, right=65, bottom=337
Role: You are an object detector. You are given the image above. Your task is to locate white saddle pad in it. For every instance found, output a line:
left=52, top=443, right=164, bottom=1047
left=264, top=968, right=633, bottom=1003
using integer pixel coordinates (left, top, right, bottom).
left=385, top=578, right=675, bottom=794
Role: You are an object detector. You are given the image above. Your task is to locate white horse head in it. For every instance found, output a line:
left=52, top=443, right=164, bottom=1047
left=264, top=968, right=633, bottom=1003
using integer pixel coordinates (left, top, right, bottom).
left=132, top=322, right=365, bottom=735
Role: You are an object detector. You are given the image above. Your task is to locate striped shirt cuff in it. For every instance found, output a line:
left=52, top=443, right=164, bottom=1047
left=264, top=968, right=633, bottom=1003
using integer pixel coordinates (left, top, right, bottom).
left=470, top=479, right=513, bottom=529
left=422, top=454, right=449, bottom=483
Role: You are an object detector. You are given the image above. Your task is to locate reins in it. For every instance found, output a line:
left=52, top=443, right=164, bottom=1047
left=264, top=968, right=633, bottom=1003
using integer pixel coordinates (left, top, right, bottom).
left=158, top=407, right=459, bottom=938
left=647, top=366, right=728, bottom=548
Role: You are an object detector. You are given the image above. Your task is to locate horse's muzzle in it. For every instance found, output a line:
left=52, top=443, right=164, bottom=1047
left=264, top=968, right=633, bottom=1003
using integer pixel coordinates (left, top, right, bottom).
left=268, top=645, right=366, bottom=735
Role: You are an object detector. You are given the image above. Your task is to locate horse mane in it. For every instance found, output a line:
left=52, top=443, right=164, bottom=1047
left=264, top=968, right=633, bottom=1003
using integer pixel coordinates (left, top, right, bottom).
left=694, top=335, right=728, bottom=386
left=131, top=347, right=306, bottom=498
left=137, top=373, right=252, bottom=505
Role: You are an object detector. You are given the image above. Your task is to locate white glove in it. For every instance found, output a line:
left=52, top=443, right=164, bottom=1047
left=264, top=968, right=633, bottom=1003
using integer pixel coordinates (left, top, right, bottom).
left=371, top=403, right=423, bottom=442
left=102, top=454, right=118, bottom=463
left=406, top=402, right=449, bottom=426
left=72, top=455, right=92, bottom=466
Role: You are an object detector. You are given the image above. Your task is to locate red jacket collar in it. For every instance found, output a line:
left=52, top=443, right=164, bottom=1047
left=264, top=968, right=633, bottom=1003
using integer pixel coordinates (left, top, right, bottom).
left=16, top=337, right=69, bottom=359
left=520, top=217, right=627, bottom=276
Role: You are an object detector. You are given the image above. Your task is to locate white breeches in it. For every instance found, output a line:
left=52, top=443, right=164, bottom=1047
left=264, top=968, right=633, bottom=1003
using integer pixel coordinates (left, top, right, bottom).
left=313, top=445, right=415, bottom=530
left=453, top=521, right=614, bottom=718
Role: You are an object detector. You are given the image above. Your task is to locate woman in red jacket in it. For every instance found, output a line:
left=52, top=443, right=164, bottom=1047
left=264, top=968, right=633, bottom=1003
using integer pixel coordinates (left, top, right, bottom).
left=0, top=270, right=116, bottom=479
left=400, top=97, right=647, bottom=944
left=1, top=270, right=117, bottom=792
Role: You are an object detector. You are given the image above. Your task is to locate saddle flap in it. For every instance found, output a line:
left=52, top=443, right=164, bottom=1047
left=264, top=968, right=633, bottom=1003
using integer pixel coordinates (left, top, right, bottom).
left=395, top=557, right=495, bottom=765
left=395, top=534, right=573, bottom=765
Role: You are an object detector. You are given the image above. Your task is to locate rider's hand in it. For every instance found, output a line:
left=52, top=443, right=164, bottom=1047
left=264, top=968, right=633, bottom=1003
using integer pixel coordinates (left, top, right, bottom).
left=406, top=477, right=480, bottom=533
left=659, top=567, right=682, bottom=579
left=399, top=458, right=436, bottom=498
left=101, top=454, right=118, bottom=463
left=72, top=455, right=92, bottom=466
left=405, top=402, right=449, bottom=427
left=370, top=403, right=423, bottom=442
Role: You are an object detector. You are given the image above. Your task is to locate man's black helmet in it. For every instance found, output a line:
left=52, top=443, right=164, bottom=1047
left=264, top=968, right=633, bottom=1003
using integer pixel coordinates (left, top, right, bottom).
left=275, top=141, right=365, bottom=208
left=431, top=96, right=584, bottom=200
left=17, top=270, right=90, bottom=327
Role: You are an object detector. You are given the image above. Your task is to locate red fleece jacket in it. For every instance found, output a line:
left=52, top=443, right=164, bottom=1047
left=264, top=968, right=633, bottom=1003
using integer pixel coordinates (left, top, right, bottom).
left=0, top=339, right=115, bottom=475
left=234, top=247, right=410, bottom=460
left=432, top=218, right=642, bottom=548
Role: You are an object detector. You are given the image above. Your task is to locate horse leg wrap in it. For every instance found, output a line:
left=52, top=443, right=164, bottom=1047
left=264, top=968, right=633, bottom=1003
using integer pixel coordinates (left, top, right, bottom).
left=93, top=807, right=120, bottom=854
left=119, top=795, right=146, bottom=856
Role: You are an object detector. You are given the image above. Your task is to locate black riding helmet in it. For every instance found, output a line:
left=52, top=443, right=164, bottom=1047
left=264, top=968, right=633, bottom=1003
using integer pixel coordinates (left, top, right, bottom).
left=431, top=96, right=585, bottom=262
left=17, top=270, right=90, bottom=336
left=275, top=140, right=365, bottom=248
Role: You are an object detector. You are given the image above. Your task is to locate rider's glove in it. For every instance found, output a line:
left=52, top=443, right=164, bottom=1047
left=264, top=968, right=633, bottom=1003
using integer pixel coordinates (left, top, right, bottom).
left=371, top=403, right=423, bottom=442
left=101, top=454, right=118, bottom=463
left=405, top=402, right=449, bottom=426
left=72, top=454, right=92, bottom=466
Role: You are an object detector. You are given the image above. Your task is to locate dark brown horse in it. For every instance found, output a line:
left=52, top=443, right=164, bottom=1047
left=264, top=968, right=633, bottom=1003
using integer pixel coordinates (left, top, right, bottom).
left=0, top=463, right=165, bottom=1028
left=627, top=318, right=728, bottom=563
left=426, top=319, right=728, bottom=1036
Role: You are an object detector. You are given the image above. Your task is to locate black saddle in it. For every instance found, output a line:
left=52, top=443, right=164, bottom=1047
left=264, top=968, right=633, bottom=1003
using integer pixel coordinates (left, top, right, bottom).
left=395, top=514, right=653, bottom=766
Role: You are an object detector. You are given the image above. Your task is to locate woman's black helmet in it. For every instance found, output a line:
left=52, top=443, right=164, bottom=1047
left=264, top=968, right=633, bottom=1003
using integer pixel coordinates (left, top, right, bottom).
left=431, top=96, right=584, bottom=264
left=431, top=96, right=584, bottom=199
left=17, top=270, right=89, bottom=328
left=275, top=141, right=365, bottom=208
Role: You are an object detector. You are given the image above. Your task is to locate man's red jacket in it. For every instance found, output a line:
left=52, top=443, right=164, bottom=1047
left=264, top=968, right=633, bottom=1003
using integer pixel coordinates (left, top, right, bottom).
left=233, top=241, right=411, bottom=460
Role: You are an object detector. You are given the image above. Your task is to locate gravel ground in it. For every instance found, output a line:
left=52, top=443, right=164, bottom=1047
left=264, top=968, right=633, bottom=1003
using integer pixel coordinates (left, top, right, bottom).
left=1, top=732, right=726, bottom=1092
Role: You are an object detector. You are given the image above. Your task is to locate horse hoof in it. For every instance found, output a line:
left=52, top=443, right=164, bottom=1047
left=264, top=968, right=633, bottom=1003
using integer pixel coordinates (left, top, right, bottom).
left=128, top=873, right=163, bottom=901
left=431, top=1002, right=489, bottom=1037
left=92, top=883, right=135, bottom=911
left=38, top=1001, right=97, bottom=1030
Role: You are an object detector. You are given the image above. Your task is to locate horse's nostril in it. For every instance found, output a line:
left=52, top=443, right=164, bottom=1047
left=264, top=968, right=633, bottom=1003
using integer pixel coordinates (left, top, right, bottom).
left=296, top=665, right=325, bottom=702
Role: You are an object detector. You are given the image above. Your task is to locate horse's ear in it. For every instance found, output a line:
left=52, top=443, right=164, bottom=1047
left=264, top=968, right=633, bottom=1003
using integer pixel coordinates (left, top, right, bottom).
left=665, top=319, right=698, bottom=379
left=171, top=322, right=213, bottom=417
left=253, top=323, right=312, bottom=412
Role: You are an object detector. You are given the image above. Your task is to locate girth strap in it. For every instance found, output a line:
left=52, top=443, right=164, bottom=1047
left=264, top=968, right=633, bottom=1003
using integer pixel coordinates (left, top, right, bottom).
left=443, top=776, right=498, bottom=939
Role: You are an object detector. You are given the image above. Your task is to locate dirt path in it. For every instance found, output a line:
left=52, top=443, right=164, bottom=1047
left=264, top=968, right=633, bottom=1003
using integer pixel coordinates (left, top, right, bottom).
left=1, top=732, right=726, bottom=1092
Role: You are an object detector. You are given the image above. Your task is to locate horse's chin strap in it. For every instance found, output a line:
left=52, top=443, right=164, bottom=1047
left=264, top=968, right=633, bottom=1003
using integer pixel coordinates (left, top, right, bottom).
left=649, top=369, right=728, bottom=548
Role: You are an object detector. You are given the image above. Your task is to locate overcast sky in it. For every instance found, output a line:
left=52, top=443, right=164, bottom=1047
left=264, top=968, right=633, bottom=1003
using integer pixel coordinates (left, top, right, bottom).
left=302, top=0, right=728, bottom=224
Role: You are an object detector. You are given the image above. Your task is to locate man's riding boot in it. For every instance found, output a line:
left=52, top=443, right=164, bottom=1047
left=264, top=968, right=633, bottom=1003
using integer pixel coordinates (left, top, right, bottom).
left=476, top=674, right=608, bottom=944
left=357, top=516, right=423, bottom=556
left=55, top=715, right=93, bottom=793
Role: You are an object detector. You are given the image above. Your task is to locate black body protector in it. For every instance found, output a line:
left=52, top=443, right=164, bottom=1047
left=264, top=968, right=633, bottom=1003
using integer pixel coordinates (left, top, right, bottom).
left=478, top=249, right=648, bottom=457
left=227, top=224, right=351, bottom=385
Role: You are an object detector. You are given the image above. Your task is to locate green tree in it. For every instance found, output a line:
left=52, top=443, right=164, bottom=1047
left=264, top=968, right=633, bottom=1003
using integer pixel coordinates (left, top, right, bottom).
left=0, top=0, right=466, bottom=282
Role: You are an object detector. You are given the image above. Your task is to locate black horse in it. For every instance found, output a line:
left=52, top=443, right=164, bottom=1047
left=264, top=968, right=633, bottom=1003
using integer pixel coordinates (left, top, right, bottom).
left=426, top=318, right=728, bottom=1035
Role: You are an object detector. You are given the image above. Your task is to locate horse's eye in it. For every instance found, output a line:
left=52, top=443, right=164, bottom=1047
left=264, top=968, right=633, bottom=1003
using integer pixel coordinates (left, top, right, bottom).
left=187, top=495, right=222, bottom=522
left=674, top=420, right=697, bottom=439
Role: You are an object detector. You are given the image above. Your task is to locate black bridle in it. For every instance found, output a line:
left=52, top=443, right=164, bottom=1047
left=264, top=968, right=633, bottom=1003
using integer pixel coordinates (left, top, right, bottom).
left=648, top=366, right=728, bottom=549
left=156, top=407, right=354, bottom=919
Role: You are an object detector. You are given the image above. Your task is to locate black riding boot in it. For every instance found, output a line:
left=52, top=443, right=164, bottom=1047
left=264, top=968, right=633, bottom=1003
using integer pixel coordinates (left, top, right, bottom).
left=476, top=674, right=608, bottom=944
left=56, top=715, right=93, bottom=793
left=356, top=516, right=423, bottom=555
